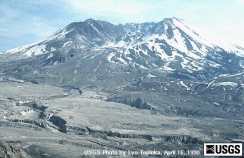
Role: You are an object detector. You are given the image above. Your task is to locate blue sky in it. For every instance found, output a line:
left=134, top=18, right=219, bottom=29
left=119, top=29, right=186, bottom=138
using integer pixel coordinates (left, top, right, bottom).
left=0, top=0, right=244, bottom=51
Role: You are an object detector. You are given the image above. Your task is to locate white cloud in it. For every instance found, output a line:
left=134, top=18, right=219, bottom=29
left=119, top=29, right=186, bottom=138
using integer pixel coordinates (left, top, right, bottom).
left=238, top=0, right=244, bottom=3
left=61, top=0, right=160, bottom=23
left=63, top=0, right=147, bottom=15
left=191, top=22, right=244, bottom=47
left=30, top=17, right=57, bottom=38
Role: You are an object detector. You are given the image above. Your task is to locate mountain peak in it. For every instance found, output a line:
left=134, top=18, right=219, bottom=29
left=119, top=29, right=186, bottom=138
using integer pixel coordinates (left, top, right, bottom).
left=64, top=18, right=112, bottom=31
left=83, top=18, right=113, bottom=25
left=84, top=18, right=97, bottom=22
left=163, top=17, right=183, bottom=23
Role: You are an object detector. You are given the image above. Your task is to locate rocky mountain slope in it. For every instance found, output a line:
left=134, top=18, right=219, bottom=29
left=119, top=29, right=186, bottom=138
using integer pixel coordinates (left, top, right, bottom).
left=1, top=17, right=244, bottom=122
left=1, top=17, right=244, bottom=84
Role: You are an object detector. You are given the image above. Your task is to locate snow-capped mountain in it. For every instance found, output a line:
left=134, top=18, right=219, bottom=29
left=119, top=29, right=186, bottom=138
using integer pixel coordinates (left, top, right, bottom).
left=1, top=18, right=244, bottom=82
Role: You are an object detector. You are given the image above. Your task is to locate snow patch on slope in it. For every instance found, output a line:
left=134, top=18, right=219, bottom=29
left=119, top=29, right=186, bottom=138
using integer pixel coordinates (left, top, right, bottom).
left=24, top=45, right=47, bottom=56
left=214, top=82, right=238, bottom=87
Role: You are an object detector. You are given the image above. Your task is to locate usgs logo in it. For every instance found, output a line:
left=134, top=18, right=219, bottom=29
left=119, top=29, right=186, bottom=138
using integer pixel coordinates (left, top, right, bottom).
left=204, top=143, right=242, bottom=156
